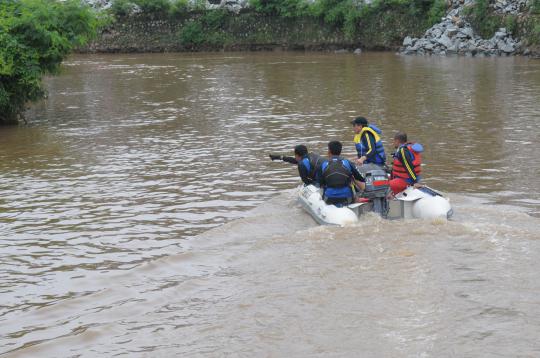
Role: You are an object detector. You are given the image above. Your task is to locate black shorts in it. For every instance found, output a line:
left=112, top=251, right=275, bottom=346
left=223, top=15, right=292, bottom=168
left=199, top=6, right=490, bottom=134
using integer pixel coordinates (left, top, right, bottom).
left=324, top=196, right=352, bottom=207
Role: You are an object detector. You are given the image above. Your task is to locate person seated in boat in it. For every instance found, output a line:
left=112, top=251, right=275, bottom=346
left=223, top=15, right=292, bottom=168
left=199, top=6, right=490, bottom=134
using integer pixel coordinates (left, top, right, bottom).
left=390, top=131, right=424, bottom=194
left=269, top=145, right=325, bottom=186
left=351, top=116, right=386, bottom=167
left=320, top=141, right=365, bottom=206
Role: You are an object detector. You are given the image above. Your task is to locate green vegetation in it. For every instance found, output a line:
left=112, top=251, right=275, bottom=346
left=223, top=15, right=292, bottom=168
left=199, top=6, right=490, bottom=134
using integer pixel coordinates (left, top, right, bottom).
left=0, top=0, right=102, bottom=124
left=462, top=0, right=507, bottom=38
left=532, top=0, right=540, bottom=14
left=109, top=0, right=448, bottom=43
left=529, top=0, right=540, bottom=44
left=111, top=0, right=137, bottom=17
left=170, top=0, right=190, bottom=17
left=250, top=0, right=310, bottom=17
left=134, top=0, right=171, bottom=15
left=463, top=0, right=539, bottom=48
left=179, top=10, right=233, bottom=48
left=111, top=0, right=206, bottom=18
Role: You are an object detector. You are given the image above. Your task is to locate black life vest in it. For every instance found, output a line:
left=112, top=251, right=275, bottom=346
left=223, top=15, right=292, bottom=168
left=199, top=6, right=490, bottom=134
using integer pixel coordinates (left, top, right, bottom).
left=322, top=158, right=352, bottom=188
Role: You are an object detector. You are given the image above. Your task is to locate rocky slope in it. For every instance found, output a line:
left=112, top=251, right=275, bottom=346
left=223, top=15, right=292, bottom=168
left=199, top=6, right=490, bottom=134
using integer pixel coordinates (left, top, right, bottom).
left=400, top=0, right=535, bottom=56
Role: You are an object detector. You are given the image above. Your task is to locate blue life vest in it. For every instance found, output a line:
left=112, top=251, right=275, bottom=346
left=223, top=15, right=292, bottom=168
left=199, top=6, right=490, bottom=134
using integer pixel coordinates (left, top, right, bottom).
left=353, top=124, right=386, bottom=165
left=300, top=153, right=324, bottom=184
left=321, top=157, right=354, bottom=199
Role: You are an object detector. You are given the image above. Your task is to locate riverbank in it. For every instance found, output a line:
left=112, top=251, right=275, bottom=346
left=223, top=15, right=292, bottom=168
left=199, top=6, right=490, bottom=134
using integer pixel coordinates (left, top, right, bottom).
left=79, top=1, right=540, bottom=57
left=79, top=10, right=430, bottom=53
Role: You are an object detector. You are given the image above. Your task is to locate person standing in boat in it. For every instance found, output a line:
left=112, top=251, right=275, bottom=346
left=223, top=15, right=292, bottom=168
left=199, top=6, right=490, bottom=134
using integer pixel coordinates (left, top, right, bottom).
left=320, top=141, right=365, bottom=206
left=390, top=131, right=424, bottom=194
left=351, top=116, right=386, bottom=166
left=269, top=145, right=325, bottom=186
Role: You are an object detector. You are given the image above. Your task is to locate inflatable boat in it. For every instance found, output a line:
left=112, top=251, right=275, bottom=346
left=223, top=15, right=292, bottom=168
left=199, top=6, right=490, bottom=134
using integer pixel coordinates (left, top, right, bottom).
left=297, top=184, right=453, bottom=226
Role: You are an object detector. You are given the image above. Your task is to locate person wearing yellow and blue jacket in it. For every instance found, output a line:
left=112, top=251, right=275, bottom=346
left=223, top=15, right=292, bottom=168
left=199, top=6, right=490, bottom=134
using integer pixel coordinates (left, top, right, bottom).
left=351, top=116, right=386, bottom=166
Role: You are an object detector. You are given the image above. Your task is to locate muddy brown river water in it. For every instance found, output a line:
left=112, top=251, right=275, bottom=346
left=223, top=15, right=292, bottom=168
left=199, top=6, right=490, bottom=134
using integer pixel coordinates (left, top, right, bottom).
left=0, top=52, right=539, bottom=357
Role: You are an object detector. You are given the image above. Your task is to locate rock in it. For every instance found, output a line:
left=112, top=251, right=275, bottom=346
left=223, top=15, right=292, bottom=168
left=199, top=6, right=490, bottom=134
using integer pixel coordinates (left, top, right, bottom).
left=500, top=43, right=515, bottom=53
left=446, top=26, right=459, bottom=37
left=353, top=48, right=362, bottom=55
left=459, top=27, right=474, bottom=38
left=399, top=0, right=523, bottom=57
left=334, top=49, right=349, bottom=54
left=437, top=34, right=454, bottom=49
left=403, top=36, right=414, bottom=47
left=447, top=42, right=459, bottom=54
left=494, top=29, right=508, bottom=39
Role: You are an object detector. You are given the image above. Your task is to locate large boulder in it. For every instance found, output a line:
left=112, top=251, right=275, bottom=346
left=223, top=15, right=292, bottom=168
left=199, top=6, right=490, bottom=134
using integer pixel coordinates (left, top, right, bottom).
left=437, top=34, right=454, bottom=49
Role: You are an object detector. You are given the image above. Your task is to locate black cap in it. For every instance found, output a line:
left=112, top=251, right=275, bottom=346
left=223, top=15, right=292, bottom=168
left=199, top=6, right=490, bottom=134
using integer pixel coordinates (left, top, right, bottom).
left=351, top=116, right=368, bottom=126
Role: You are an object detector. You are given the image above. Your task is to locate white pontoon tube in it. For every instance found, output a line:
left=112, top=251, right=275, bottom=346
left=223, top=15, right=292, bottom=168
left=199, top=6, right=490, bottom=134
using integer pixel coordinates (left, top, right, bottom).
left=297, top=185, right=369, bottom=226
left=388, top=185, right=453, bottom=220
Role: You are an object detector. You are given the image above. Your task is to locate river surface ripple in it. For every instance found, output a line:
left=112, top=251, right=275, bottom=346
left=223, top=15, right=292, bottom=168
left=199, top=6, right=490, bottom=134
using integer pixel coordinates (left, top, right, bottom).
left=0, top=53, right=539, bottom=357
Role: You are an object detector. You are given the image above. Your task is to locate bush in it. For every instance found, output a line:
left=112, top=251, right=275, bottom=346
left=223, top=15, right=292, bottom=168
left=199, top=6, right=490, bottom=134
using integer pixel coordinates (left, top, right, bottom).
left=178, top=10, right=233, bottom=48
left=132, top=0, right=171, bottom=16
left=504, top=14, right=518, bottom=34
left=170, top=0, right=190, bottom=17
left=111, top=0, right=135, bottom=17
left=309, top=0, right=355, bottom=26
left=179, top=21, right=205, bottom=46
left=532, top=0, right=540, bottom=14
left=427, top=0, right=446, bottom=26
left=463, top=0, right=504, bottom=38
left=190, top=0, right=207, bottom=11
left=250, top=0, right=309, bottom=18
left=200, top=9, right=229, bottom=28
left=0, top=0, right=101, bottom=124
left=527, top=17, right=540, bottom=44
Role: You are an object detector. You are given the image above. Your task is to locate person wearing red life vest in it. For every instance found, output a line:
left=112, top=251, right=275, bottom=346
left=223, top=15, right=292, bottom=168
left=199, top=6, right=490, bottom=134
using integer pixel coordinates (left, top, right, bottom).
left=390, top=131, right=424, bottom=194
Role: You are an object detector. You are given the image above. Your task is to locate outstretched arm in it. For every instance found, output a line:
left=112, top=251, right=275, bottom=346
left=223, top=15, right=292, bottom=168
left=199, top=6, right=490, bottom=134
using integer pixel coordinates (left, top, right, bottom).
left=269, top=154, right=298, bottom=164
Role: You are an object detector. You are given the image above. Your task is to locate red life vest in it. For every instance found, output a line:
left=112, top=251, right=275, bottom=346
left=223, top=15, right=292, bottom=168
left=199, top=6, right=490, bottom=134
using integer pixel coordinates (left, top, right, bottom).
left=392, top=143, right=422, bottom=181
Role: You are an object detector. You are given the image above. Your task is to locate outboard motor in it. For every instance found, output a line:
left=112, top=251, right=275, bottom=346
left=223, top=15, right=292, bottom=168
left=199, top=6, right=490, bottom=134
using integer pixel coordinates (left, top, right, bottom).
left=356, top=164, right=390, bottom=217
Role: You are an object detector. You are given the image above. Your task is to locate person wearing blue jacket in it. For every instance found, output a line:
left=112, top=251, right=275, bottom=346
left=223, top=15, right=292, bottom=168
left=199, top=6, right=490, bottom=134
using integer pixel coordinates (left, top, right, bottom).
left=320, top=141, right=365, bottom=206
left=269, top=145, right=324, bottom=186
left=351, top=116, right=386, bottom=166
